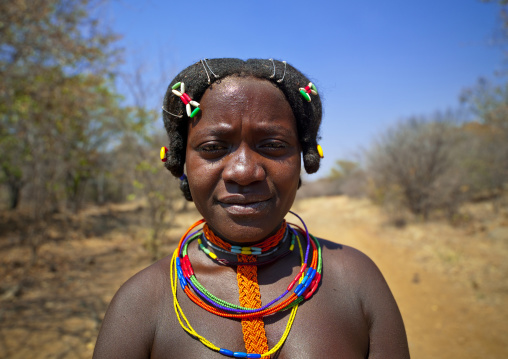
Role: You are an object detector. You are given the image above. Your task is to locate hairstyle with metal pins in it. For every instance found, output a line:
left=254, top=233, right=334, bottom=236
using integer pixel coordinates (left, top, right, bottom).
left=162, top=58, right=323, bottom=200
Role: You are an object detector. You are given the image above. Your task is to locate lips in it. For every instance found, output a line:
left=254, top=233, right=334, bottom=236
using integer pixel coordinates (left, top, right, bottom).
left=217, top=194, right=272, bottom=215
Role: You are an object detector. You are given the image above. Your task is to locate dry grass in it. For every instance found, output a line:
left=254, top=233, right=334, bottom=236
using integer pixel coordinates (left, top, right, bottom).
left=1, top=196, right=507, bottom=359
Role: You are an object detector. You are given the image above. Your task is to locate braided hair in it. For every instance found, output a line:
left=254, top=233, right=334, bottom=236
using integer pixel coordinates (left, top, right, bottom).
left=162, top=58, right=323, bottom=201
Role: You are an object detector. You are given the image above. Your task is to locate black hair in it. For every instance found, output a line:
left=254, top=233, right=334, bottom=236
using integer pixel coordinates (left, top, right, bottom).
left=162, top=58, right=322, bottom=201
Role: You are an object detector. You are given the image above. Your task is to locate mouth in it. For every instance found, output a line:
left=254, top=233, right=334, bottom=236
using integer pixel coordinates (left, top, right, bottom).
left=217, top=195, right=272, bottom=215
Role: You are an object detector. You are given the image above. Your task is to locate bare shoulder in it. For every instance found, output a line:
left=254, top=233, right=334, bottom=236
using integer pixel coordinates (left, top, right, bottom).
left=318, top=238, right=384, bottom=284
left=93, top=256, right=173, bottom=359
left=317, top=238, right=410, bottom=358
left=317, top=236, right=399, bottom=313
left=115, top=255, right=173, bottom=305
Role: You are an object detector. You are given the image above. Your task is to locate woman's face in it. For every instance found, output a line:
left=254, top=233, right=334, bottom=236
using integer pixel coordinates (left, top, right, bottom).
left=185, top=77, right=301, bottom=243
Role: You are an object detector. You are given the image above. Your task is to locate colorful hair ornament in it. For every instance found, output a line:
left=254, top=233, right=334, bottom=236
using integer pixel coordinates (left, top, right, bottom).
left=299, top=82, right=318, bottom=102
left=172, top=82, right=201, bottom=118
left=317, top=144, right=324, bottom=158
left=160, top=146, right=169, bottom=162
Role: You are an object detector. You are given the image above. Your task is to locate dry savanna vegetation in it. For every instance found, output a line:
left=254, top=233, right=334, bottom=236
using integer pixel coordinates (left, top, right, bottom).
left=1, top=1, right=508, bottom=358
left=1, top=195, right=507, bottom=358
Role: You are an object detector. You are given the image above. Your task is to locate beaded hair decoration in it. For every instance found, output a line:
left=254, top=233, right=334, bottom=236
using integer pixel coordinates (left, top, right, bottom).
left=299, top=82, right=318, bottom=102
left=171, top=81, right=201, bottom=118
left=160, top=58, right=324, bottom=163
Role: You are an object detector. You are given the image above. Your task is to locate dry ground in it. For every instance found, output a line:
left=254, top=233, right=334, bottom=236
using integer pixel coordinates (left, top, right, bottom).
left=0, top=196, right=507, bottom=358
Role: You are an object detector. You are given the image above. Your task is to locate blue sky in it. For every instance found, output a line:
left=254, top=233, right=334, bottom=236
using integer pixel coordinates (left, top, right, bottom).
left=104, top=0, right=503, bottom=178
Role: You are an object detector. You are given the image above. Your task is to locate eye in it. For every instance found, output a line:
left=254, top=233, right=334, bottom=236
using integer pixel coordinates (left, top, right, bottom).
left=258, top=140, right=290, bottom=156
left=196, top=142, right=229, bottom=159
left=200, top=143, right=226, bottom=152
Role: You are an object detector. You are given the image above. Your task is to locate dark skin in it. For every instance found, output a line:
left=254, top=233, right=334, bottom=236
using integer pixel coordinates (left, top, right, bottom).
left=93, top=77, right=410, bottom=359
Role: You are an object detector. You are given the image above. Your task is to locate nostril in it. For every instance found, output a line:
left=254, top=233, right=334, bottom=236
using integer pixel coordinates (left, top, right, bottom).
left=223, top=152, right=266, bottom=186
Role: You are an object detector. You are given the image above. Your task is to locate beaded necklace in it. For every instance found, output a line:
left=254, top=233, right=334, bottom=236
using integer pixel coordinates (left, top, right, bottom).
left=171, top=212, right=322, bottom=358
left=198, top=222, right=294, bottom=266
left=204, top=221, right=287, bottom=254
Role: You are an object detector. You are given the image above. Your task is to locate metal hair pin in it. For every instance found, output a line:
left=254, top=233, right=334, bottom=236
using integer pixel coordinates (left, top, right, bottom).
left=269, top=58, right=276, bottom=79
left=268, top=59, right=287, bottom=83
left=162, top=106, right=184, bottom=118
left=201, top=58, right=219, bottom=84
left=277, top=61, right=287, bottom=83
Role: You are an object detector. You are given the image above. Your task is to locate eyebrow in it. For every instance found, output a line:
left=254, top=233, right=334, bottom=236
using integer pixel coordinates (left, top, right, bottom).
left=191, top=122, right=297, bottom=139
left=190, top=121, right=298, bottom=136
left=190, top=122, right=235, bottom=138
left=254, top=123, right=296, bottom=137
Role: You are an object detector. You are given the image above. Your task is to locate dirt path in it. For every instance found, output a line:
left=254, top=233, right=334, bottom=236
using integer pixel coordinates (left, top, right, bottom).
left=293, top=196, right=508, bottom=359
left=1, top=196, right=507, bottom=358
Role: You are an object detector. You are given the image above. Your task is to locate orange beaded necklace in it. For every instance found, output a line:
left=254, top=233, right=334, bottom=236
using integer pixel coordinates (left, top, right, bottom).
left=202, top=222, right=287, bottom=357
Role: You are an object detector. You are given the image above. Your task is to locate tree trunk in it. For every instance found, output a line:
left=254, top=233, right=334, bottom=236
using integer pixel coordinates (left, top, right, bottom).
left=8, top=182, right=21, bottom=210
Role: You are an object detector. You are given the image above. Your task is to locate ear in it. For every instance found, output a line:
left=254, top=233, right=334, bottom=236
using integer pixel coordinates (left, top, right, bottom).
left=179, top=176, right=193, bottom=201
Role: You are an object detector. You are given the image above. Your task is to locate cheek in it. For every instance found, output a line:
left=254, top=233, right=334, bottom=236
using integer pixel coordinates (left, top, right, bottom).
left=186, top=155, right=220, bottom=201
left=274, top=155, right=301, bottom=192
left=185, top=154, right=203, bottom=197
left=186, top=171, right=212, bottom=217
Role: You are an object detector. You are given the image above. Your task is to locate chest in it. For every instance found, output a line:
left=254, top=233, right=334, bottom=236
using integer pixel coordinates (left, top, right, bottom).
left=151, top=257, right=369, bottom=359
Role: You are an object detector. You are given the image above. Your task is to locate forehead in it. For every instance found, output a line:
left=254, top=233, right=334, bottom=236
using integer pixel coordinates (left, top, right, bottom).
left=203, top=76, right=287, bottom=101
left=191, top=76, right=296, bottom=131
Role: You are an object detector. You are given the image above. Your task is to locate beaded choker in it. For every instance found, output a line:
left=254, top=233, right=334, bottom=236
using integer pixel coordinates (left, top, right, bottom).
left=198, top=221, right=294, bottom=266
left=171, top=211, right=323, bottom=358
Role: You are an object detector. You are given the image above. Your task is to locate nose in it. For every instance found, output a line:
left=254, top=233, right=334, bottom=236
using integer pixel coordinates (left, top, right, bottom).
left=222, top=144, right=266, bottom=186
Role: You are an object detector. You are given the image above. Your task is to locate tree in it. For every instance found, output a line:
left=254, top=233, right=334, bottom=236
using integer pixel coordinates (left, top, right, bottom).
left=460, top=78, right=508, bottom=205
left=329, top=159, right=367, bottom=198
left=0, top=0, right=122, bottom=212
left=329, top=160, right=360, bottom=180
left=0, top=0, right=127, bottom=266
left=366, top=116, right=467, bottom=220
left=116, top=63, right=183, bottom=260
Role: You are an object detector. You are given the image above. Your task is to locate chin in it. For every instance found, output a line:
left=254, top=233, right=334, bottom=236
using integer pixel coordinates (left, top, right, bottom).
left=208, top=215, right=285, bottom=244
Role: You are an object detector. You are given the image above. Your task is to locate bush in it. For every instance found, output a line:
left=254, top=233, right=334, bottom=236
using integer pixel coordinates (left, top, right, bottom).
left=366, top=116, right=469, bottom=220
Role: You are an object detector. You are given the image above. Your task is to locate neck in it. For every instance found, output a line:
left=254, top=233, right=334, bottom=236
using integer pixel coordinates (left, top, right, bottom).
left=204, top=221, right=287, bottom=248
left=201, top=221, right=293, bottom=266
left=204, top=221, right=286, bottom=249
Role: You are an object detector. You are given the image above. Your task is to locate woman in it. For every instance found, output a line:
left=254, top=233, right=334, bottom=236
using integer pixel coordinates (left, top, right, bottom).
left=93, top=58, right=410, bottom=358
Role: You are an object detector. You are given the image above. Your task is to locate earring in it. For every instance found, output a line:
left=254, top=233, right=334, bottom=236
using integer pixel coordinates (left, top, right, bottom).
left=160, top=146, right=168, bottom=162
left=317, top=144, right=324, bottom=158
